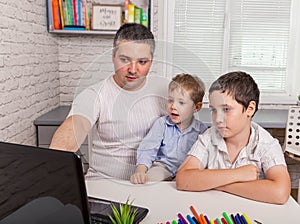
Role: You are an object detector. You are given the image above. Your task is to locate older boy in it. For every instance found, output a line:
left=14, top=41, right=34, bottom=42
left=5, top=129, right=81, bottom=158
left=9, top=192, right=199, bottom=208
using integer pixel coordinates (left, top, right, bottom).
left=131, top=74, right=207, bottom=184
left=176, top=71, right=291, bottom=204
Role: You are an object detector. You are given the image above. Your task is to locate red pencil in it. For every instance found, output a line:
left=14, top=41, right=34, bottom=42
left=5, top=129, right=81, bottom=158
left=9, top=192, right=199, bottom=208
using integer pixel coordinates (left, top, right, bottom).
left=221, top=218, right=228, bottom=224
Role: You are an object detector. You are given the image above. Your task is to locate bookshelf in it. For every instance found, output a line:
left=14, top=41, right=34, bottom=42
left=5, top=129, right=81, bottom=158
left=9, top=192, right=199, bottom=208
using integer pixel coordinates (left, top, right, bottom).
left=47, top=0, right=153, bottom=35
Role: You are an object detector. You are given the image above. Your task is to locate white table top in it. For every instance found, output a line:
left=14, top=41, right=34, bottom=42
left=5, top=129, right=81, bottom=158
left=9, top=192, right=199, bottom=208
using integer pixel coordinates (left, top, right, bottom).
left=86, top=179, right=300, bottom=223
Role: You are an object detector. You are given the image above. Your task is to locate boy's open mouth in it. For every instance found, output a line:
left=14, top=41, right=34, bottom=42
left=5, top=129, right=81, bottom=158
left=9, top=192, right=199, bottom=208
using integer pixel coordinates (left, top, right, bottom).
left=171, top=112, right=179, bottom=118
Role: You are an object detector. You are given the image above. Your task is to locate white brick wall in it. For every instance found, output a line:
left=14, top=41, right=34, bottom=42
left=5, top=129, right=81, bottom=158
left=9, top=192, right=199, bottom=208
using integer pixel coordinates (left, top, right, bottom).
left=58, top=36, right=114, bottom=104
left=0, top=0, right=159, bottom=146
left=0, top=1, right=60, bottom=146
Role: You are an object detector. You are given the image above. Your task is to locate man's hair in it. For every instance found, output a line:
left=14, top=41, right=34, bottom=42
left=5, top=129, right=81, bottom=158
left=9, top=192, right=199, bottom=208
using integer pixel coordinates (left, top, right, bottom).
left=113, top=23, right=155, bottom=57
left=209, top=71, right=260, bottom=114
left=169, top=73, right=205, bottom=105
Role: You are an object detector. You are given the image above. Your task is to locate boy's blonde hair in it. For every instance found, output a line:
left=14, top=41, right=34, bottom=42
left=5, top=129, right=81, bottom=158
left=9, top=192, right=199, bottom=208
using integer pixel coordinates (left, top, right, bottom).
left=169, top=74, right=205, bottom=105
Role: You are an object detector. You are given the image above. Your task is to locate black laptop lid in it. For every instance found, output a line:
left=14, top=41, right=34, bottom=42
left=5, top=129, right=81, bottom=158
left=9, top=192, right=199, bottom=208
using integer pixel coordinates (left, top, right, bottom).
left=0, top=141, right=90, bottom=224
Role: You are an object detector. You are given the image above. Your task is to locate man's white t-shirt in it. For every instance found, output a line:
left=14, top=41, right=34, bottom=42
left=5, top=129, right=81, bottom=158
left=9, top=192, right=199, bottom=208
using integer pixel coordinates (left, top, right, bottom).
left=68, top=75, right=168, bottom=180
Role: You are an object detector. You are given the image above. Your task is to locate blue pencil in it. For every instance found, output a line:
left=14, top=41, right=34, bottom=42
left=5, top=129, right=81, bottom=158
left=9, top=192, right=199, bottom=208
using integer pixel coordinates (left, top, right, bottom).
left=241, top=215, right=248, bottom=224
left=178, top=218, right=184, bottom=224
left=187, top=215, right=196, bottom=224
left=235, top=215, right=242, bottom=224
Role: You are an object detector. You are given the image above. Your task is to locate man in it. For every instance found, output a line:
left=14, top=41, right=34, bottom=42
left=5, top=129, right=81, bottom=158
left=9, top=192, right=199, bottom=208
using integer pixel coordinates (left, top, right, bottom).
left=50, top=23, right=168, bottom=180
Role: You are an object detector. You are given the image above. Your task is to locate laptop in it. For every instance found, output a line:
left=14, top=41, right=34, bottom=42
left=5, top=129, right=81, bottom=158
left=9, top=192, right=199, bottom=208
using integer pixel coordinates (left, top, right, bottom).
left=0, top=141, right=148, bottom=224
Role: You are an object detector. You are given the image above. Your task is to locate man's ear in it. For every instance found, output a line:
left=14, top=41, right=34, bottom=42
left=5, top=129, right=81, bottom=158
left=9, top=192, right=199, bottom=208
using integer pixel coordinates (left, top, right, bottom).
left=246, top=100, right=256, bottom=117
left=194, top=102, right=203, bottom=112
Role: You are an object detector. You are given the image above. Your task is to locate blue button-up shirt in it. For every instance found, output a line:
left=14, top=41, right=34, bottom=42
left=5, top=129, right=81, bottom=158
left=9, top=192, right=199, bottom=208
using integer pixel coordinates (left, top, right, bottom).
left=136, top=115, right=207, bottom=177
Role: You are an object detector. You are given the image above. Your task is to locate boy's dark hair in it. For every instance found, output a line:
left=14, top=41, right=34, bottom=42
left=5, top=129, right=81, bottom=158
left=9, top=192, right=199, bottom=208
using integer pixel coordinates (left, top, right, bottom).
left=209, top=71, right=260, bottom=115
left=113, top=23, right=155, bottom=57
left=169, top=73, right=205, bottom=105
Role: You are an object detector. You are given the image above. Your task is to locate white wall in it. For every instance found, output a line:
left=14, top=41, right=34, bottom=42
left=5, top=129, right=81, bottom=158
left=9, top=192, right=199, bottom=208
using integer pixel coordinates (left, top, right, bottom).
left=0, top=0, right=159, bottom=146
left=57, top=36, right=113, bottom=104
left=0, top=1, right=60, bottom=145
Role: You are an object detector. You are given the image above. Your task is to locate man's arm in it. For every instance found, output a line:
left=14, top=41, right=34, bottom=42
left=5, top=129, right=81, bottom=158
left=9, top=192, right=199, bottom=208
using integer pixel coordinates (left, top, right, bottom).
left=176, top=156, right=258, bottom=191
left=215, top=165, right=291, bottom=204
left=50, top=115, right=92, bottom=152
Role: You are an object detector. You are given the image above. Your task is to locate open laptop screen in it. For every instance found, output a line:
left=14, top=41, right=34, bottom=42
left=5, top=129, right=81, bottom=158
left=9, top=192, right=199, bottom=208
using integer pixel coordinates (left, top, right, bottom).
left=0, top=141, right=90, bottom=224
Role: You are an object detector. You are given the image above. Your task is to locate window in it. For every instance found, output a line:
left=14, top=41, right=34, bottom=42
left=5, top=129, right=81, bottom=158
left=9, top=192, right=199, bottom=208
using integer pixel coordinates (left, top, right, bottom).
left=159, top=0, right=300, bottom=104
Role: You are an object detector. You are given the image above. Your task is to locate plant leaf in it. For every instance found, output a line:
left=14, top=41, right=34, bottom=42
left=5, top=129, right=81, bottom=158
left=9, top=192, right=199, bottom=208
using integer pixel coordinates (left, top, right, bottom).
left=109, top=197, right=137, bottom=224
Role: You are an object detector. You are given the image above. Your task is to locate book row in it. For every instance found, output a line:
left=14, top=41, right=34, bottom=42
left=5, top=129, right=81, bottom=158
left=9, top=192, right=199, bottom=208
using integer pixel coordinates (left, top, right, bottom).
left=47, top=0, right=150, bottom=31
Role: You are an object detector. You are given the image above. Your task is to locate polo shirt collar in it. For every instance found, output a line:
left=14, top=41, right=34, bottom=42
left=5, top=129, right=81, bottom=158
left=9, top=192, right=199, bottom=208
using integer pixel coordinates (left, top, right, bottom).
left=166, top=116, right=199, bottom=133
left=211, top=122, right=260, bottom=160
left=211, top=128, right=227, bottom=152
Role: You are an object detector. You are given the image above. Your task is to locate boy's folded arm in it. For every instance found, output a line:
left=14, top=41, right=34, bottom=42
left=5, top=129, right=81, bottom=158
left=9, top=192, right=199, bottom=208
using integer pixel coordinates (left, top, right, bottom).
left=176, top=157, right=258, bottom=191
left=215, top=165, right=291, bottom=204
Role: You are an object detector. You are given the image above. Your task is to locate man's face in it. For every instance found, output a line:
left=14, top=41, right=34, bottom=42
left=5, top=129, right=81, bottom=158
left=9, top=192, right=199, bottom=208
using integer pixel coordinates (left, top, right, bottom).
left=112, top=41, right=153, bottom=91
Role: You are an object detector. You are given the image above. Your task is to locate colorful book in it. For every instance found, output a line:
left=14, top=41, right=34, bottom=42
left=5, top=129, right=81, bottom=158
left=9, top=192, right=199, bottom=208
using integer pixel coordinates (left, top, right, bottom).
left=81, top=0, right=86, bottom=27
left=58, top=0, right=64, bottom=29
left=66, top=0, right=72, bottom=25
left=47, top=0, right=53, bottom=30
left=141, top=6, right=148, bottom=28
left=62, top=0, right=69, bottom=26
left=85, top=1, right=92, bottom=30
left=85, top=1, right=91, bottom=30
left=124, top=0, right=129, bottom=23
left=77, top=0, right=79, bottom=25
left=134, top=7, right=142, bottom=24
left=128, top=3, right=135, bottom=23
left=52, top=0, right=61, bottom=29
left=72, top=0, right=77, bottom=25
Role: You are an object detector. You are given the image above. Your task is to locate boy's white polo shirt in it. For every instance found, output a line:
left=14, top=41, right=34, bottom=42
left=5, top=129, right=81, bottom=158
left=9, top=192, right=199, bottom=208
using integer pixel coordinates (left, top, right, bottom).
left=188, top=121, right=286, bottom=179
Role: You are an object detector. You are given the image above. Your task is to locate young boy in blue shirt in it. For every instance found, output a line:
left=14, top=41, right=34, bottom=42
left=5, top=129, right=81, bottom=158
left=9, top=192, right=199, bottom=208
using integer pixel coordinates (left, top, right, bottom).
left=130, top=74, right=207, bottom=184
left=176, top=71, right=291, bottom=204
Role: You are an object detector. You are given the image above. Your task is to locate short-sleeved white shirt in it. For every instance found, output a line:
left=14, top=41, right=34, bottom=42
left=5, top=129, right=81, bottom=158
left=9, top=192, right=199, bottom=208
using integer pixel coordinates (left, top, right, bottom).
left=188, top=122, right=286, bottom=179
left=68, top=75, right=168, bottom=180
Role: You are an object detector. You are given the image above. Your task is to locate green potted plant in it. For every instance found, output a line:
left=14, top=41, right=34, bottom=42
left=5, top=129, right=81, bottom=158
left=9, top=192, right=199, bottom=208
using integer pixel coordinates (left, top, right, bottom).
left=298, top=95, right=300, bottom=105
left=109, top=198, right=138, bottom=224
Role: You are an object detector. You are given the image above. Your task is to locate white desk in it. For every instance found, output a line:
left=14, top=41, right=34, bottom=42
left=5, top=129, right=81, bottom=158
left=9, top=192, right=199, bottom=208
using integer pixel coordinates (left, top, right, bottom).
left=86, top=179, right=300, bottom=223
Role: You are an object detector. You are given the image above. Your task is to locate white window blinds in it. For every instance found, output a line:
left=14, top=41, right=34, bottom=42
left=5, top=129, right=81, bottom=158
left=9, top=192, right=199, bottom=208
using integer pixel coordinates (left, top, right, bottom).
left=166, top=0, right=297, bottom=103
left=171, top=1, right=226, bottom=87
left=228, top=0, right=291, bottom=92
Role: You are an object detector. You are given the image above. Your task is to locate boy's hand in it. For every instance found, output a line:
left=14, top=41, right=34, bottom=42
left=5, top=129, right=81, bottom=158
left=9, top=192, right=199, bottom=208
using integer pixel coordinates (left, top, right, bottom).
left=130, top=172, right=148, bottom=184
left=236, top=164, right=259, bottom=182
left=130, top=164, right=148, bottom=184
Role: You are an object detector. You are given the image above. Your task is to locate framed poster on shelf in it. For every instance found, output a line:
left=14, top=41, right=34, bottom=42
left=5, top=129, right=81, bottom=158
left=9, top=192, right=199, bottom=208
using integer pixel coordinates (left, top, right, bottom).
left=92, top=4, right=122, bottom=31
